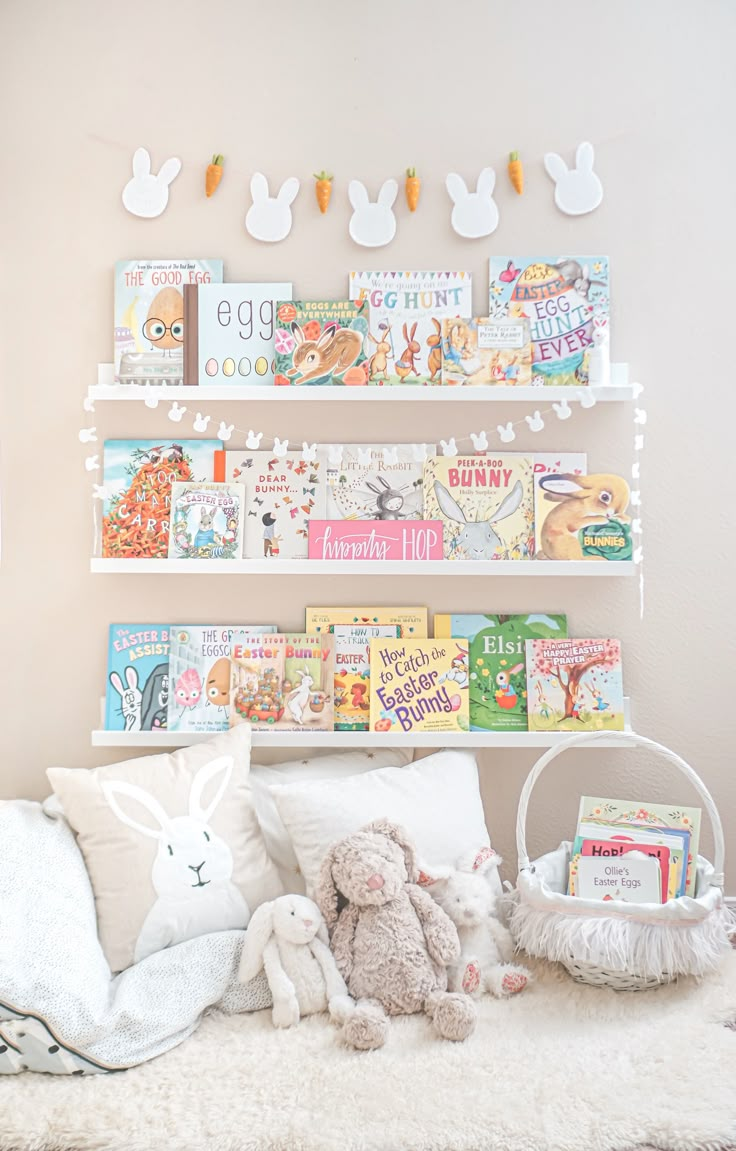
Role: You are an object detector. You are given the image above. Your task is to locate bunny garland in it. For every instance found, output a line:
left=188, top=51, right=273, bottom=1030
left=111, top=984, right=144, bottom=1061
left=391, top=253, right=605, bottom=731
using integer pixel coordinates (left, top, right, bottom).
left=348, top=180, right=398, bottom=247
left=122, top=148, right=181, bottom=219
left=544, top=142, right=603, bottom=216
left=245, top=174, right=300, bottom=242
left=446, top=169, right=499, bottom=238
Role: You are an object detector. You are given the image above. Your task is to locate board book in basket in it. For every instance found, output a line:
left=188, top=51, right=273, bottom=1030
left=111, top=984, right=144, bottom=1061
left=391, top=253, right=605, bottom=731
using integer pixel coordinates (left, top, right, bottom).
left=369, top=636, right=469, bottom=734
left=573, top=855, right=663, bottom=904
left=167, top=624, right=277, bottom=733
left=570, top=837, right=672, bottom=903
left=305, top=607, right=427, bottom=637
left=526, top=638, right=624, bottom=732
left=105, top=624, right=170, bottom=732
left=168, top=482, right=244, bottom=559
left=570, top=822, right=690, bottom=899
left=332, top=624, right=400, bottom=731
left=273, top=301, right=370, bottom=386
left=423, top=454, right=534, bottom=560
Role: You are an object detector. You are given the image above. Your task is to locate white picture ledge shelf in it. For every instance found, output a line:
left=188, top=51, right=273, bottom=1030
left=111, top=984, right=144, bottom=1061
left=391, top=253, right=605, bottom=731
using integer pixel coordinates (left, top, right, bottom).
left=90, top=558, right=638, bottom=577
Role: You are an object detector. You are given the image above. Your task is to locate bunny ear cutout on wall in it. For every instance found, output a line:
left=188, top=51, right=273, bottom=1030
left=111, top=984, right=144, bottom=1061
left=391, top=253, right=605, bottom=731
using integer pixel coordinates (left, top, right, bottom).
left=446, top=168, right=499, bottom=238
left=544, top=141, right=603, bottom=216
left=348, top=179, right=398, bottom=247
left=122, top=147, right=181, bottom=219
left=245, top=173, right=300, bottom=242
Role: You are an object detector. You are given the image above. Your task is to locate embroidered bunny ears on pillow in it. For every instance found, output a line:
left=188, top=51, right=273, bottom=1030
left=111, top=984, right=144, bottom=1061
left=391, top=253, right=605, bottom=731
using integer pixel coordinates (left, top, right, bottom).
left=47, top=725, right=283, bottom=973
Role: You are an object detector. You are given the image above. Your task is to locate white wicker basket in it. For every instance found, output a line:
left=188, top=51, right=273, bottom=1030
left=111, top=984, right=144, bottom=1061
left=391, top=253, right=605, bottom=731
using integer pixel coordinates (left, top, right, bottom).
left=509, top=731, right=733, bottom=990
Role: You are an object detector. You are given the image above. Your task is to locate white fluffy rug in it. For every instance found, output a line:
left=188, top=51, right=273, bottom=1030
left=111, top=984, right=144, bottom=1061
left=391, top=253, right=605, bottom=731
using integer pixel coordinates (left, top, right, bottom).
left=2, top=956, right=736, bottom=1151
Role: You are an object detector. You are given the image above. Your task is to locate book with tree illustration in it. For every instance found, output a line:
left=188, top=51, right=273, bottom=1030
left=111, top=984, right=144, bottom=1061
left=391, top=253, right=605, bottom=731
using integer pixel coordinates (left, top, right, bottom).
left=273, top=301, right=370, bottom=386
left=435, top=613, right=567, bottom=731
left=349, top=271, right=472, bottom=385
left=230, top=633, right=335, bottom=732
left=325, top=444, right=427, bottom=520
left=214, top=449, right=326, bottom=558
left=525, top=638, right=624, bottom=732
left=305, top=606, right=428, bottom=637
left=441, top=317, right=532, bottom=386
left=423, top=454, right=534, bottom=560
left=102, top=440, right=222, bottom=558
left=369, top=636, right=469, bottom=734
left=168, top=482, right=244, bottom=559
left=105, top=624, right=170, bottom=732
left=167, top=624, right=277, bottom=732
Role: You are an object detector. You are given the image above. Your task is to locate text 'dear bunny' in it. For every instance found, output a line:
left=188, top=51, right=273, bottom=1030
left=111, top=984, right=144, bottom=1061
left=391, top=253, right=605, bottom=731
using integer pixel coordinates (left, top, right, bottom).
left=245, top=173, right=300, bottom=242
left=348, top=179, right=398, bottom=247
left=122, top=147, right=182, bottom=219
left=446, top=169, right=499, bottom=238
left=102, top=756, right=250, bottom=964
left=544, top=141, right=603, bottom=216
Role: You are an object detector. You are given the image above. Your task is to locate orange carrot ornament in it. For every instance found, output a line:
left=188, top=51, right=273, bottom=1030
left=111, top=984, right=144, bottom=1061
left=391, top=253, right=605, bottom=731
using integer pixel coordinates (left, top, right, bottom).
left=205, top=154, right=224, bottom=197
left=314, top=171, right=333, bottom=214
left=405, top=167, right=421, bottom=212
left=508, top=151, right=524, bottom=195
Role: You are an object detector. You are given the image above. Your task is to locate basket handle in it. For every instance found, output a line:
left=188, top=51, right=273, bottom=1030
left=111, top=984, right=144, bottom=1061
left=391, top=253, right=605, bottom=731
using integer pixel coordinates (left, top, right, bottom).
left=515, top=731, right=725, bottom=889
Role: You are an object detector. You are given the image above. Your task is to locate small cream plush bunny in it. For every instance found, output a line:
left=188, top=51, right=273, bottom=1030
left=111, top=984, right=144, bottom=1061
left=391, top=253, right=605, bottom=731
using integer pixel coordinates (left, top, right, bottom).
left=238, top=894, right=352, bottom=1029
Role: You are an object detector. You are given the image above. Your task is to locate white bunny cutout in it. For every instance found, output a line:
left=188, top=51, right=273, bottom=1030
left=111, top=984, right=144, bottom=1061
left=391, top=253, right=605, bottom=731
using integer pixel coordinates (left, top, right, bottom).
left=217, top=421, right=234, bottom=441
left=273, top=437, right=289, bottom=457
left=122, top=147, right=181, bottom=219
left=245, top=173, right=300, bottom=242
left=544, top=142, right=603, bottom=216
left=102, top=756, right=250, bottom=964
left=348, top=179, right=398, bottom=248
left=446, top=168, right=499, bottom=238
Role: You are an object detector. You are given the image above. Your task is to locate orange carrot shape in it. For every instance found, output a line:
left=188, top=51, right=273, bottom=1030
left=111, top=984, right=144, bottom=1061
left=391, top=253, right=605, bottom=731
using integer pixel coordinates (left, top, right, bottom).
left=314, top=171, right=333, bottom=214
left=508, top=151, right=524, bottom=195
left=205, top=154, right=224, bottom=197
left=405, top=167, right=421, bottom=211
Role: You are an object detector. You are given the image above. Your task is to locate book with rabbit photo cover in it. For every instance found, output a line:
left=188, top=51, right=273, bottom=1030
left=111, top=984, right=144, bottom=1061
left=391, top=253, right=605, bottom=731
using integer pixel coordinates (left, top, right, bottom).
left=325, top=443, right=427, bottom=521
left=487, top=257, right=609, bottom=387
left=369, top=637, right=469, bottom=734
left=214, top=449, right=327, bottom=559
left=114, top=260, right=223, bottom=385
left=526, top=638, right=625, bottom=733
left=230, top=633, right=335, bottom=732
left=272, top=301, right=370, bottom=386
left=533, top=452, right=587, bottom=557
left=184, top=282, right=293, bottom=387
left=441, top=317, right=533, bottom=387
left=305, top=606, right=428, bottom=637
left=435, top=614, right=567, bottom=732
left=332, top=624, right=400, bottom=731
left=535, top=468, right=633, bottom=562
left=105, top=624, right=171, bottom=732
left=167, top=624, right=277, bottom=733
left=423, top=454, right=534, bottom=560
left=168, top=482, right=244, bottom=559
left=349, top=271, right=472, bottom=385
left=102, top=439, right=222, bottom=559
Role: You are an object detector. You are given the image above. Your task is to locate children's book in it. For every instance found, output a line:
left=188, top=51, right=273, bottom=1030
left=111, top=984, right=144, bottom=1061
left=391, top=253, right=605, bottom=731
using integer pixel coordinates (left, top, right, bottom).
left=488, top=257, right=609, bottom=387
left=572, top=822, right=689, bottom=900
left=229, top=635, right=286, bottom=729
left=273, top=301, right=370, bottom=386
left=573, top=855, right=662, bottom=904
left=325, top=444, right=427, bottom=520
left=423, top=454, right=534, bottom=560
left=441, top=317, right=532, bottom=387
left=526, top=638, right=625, bottom=732
left=213, top=449, right=326, bottom=559
left=536, top=469, right=633, bottom=561
left=573, top=838, right=671, bottom=903
left=183, top=282, right=292, bottom=386
left=305, top=606, right=428, bottom=637
left=114, top=260, right=223, bottom=385
left=167, top=624, right=277, bottom=732
left=576, top=795, right=701, bottom=897
left=168, top=482, right=244, bottom=559
left=369, top=637, right=469, bottom=734
left=349, top=271, right=473, bottom=385
left=435, top=613, right=567, bottom=732
left=533, top=452, right=588, bottom=558
left=332, top=624, right=400, bottom=731
left=102, top=440, right=221, bottom=559
left=230, top=633, right=335, bottom=732
left=105, top=624, right=170, bottom=732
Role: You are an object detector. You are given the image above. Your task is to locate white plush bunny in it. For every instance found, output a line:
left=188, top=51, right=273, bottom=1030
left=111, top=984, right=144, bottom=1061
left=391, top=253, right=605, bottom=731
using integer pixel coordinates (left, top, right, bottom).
left=544, top=141, right=603, bottom=216
left=348, top=179, right=398, bottom=248
left=239, top=894, right=352, bottom=1028
left=423, top=849, right=530, bottom=998
left=108, top=667, right=142, bottom=732
left=122, top=147, right=181, bottom=219
left=245, top=173, right=300, bottom=242
left=102, top=756, right=250, bottom=964
left=446, top=169, right=499, bottom=238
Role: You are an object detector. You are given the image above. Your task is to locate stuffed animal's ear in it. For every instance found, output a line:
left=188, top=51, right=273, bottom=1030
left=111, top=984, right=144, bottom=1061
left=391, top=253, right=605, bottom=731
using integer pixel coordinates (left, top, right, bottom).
left=364, top=819, right=418, bottom=882
left=416, top=861, right=452, bottom=886
left=456, top=846, right=502, bottom=875
left=315, top=845, right=341, bottom=933
left=238, top=901, right=274, bottom=983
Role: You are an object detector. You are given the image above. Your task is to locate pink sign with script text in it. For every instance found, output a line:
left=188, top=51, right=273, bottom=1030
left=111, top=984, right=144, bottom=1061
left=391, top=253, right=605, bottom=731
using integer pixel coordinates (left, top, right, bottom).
left=308, top=521, right=444, bottom=562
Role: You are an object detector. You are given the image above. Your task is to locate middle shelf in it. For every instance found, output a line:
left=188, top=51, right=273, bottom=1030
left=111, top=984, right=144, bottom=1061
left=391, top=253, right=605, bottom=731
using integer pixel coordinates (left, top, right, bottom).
left=90, top=558, right=637, bottom=577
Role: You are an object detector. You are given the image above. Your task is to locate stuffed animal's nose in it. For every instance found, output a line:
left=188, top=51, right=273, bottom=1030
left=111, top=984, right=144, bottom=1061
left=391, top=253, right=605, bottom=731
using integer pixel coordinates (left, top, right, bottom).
left=367, top=873, right=385, bottom=890
left=303, top=918, right=313, bottom=927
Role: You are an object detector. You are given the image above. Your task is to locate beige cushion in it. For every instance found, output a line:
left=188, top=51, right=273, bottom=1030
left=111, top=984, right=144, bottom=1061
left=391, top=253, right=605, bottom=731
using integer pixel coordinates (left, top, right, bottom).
left=47, top=726, right=283, bottom=973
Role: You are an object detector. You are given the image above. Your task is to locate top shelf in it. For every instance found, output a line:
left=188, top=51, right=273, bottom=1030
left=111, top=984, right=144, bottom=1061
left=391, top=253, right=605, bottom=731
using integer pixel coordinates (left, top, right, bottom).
left=89, top=363, right=633, bottom=404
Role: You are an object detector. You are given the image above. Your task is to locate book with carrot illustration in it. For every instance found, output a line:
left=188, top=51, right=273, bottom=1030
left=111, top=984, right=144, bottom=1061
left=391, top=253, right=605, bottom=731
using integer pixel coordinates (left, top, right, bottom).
left=368, top=636, right=469, bottom=734
left=305, top=606, right=428, bottom=637
left=272, top=301, right=370, bottom=386
left=435, top=613, right=567, bottom=731
left=332, top=624, right=400, bottom=731
left=525, top=638, right=625, bottom=732
left=105, top=624, right=170, bottom=732
left=348, top=271, right=472, bottom=385
left=441, top=316, right=532, bottom=387
left=102, top=440, right=222, bottom=558
left=422, top=454, right=534, bottom=560
left=167, top=624, right=277, bottom=733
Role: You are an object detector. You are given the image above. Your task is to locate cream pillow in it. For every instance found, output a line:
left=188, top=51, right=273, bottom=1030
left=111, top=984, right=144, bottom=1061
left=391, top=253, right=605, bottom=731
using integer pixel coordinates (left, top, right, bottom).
left=47, top=726, right=283, bottom=973
left=270, top=748, right=492, bottom=897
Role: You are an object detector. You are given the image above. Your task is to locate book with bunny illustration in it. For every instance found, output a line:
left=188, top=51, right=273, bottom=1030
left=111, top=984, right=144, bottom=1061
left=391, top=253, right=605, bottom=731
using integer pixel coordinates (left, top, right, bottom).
left=325, top=444, right=427, bottom=520
left=532, top=452, right=587, bottom=557
left=487, top=258, right=609, bottom=387
left=167, top=624, right=277, bottom=733
left=114, top=260, right=223, bottom=385
left=272, top=301, right=370, bottom=386
left=214, top=449, right=326, bottom=559
left=535, top=468, right=633, bottom=561
left=423, top=454, right=534, bottom=560
left=168, top=482, right=244, bottom=559
left=105, top=624, right=171, bottom=732
left=441, top=317, right=533, bottom=387
left=305, top=606, right=428, bottom=637
left=368, top=637, right=469, bottom=734
left=102, top=439, right=222, bottom=559
left=183, top=282, right=292, bottom=387
left=229, top=633, right=334, bottom=732
left=349, top=271, right=472, bottom=385
left=435, top=613, right=567, bottom=731
left=526, top=638, right=625, bottom=732
left=332, top=624, right=400, bottom=731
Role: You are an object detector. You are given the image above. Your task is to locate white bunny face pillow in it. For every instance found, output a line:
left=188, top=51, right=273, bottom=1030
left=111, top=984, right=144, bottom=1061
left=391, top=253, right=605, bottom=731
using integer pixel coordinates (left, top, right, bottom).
left=122, top=147, right=181, bottom=219
left=246, top=173, right=300, bottom=242
left=348, top=179, right=398, bottom=247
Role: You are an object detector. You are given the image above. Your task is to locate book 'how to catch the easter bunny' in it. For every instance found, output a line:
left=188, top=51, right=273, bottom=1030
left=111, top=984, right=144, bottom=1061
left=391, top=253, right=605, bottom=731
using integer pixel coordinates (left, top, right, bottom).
left=369, top=636, right=469, bottom=734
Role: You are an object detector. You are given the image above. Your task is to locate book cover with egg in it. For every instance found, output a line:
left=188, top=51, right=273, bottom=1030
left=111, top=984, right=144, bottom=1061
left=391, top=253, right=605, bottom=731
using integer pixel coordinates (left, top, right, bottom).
left=185, top=281, right=292, bottom=386
left=273, top=301, right=370, bottom=386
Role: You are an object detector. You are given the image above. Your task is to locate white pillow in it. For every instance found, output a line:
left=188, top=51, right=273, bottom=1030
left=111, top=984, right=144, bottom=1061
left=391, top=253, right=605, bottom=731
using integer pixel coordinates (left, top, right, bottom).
left=251, top=748, right=413, bottom=893
left=270, top=748, right=492, bottom=897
